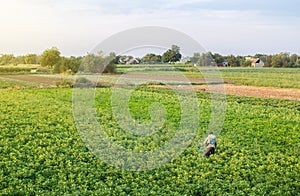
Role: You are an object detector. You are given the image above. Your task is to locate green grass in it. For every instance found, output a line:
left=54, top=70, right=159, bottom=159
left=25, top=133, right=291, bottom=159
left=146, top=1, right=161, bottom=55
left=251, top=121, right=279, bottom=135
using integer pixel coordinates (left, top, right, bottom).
left=116, top=65, right=300, bottom=89
left=0, top=88, right=299, bottom=195
left=219, top=67, right=300, bottom=88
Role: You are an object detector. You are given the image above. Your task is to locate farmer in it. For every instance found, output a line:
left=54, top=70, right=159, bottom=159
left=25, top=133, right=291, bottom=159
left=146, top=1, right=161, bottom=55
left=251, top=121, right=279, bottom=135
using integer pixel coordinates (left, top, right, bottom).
left=204, top=132, right=217, bottom=157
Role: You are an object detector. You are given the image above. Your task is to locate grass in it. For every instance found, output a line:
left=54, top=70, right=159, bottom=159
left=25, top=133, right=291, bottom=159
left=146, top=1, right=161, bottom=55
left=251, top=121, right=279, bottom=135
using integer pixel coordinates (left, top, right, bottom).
left=219, top=67, right=300, bottom=88
left=116, top=65, right=300, bottom=89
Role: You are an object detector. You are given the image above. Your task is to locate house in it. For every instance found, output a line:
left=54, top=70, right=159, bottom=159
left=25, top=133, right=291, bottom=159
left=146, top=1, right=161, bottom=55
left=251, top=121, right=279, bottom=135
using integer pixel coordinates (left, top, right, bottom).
left=245, top=57, right=264, bottom=68
left=180, top=57, right=191, bottom=63
left=30, top=68, right=37, bottom=73
left=126, top=57, right=140, bottom=64
left=118, top=56, right=140, bottom=64
left=217, top=61, right=229, bottom=67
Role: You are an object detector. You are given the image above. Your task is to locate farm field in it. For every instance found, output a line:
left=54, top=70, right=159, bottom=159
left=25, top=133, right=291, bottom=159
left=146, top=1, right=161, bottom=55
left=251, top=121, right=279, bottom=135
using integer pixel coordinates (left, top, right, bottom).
left=0, top=66, right=300, bottom=100
left=117, top=65, right=300, bottom=89
left=0, top=67, right=299, bottom=194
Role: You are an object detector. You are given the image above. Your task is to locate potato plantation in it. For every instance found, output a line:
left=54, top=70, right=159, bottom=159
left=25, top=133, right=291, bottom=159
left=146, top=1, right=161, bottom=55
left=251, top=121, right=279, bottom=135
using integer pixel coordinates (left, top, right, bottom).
left=0, top=80, right=299, bottom=195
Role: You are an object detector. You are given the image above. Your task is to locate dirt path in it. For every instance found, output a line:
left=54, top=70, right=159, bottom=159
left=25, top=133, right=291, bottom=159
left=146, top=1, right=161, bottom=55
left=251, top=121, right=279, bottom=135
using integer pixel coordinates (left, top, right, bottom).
left=155, top=84, right=300, bottom=101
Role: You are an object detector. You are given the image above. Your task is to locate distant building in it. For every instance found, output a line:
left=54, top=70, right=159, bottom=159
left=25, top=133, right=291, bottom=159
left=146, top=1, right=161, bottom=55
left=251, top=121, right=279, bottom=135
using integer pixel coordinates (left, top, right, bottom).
left=30, top=68, right=37, bottom=73
left=245, top=57, right=264, bottom=68
left=217, top=61, right=229, bottom=67
left=119, top=56, right=140, bottom=64
left=180, top=57, right=191, bottom=63
left=127, top=58, right=140, bottom=64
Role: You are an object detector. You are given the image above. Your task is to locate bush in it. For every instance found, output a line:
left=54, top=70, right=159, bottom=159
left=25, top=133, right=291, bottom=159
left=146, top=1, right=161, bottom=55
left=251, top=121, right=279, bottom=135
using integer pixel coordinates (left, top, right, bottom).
left=0, top=67, right=31, bottom=74
left=73, top=77, right=93, bottom=88
left=55, top=79, right=73, bottom=88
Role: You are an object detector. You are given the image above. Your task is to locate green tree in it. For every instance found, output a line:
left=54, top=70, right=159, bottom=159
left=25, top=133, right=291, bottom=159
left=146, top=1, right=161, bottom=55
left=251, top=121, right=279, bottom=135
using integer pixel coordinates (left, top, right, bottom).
left=12, top=56, right=25, bottom=65
left=197, top=52, right=214, bottom=66
left=40, top=47, right=61, bottom=69
left=190, top=52, right=201, bottom=64
left=0, top=54, right=15, bottom=65
left=271, top=53, right=289, bottom=68
left=68, top=56, right=82, bottom=73
left=262, top=55, right=272, bottom=67
left=243, top=60, right=252, bottom=67
left=236, top=56, right=246, bottom=67
left=289, top=54, right=299, bottom=67
left=171, top=45, right=180, bottom=54
left=108, top=52, right=121, bottom=64
left=24, top=54, right=39, bottom=64
left=81, top=52, right=115, bottom=73
left=212, top=53, right=225, bottom=64
left=225, top=55, right=240, bottom=67
left=162, top=45, right=182, bottom=63
left=296, top=58, right=300, bottom=66
left=141, top=53, right=162, bottom=64
left=271, top=55, right=282, bottom=67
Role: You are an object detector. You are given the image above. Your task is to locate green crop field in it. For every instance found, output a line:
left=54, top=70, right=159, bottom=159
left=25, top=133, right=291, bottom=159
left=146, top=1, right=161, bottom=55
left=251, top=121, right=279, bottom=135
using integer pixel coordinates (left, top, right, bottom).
left=117, top=65, right=300, bottom=89
left=1, top=65, right=300, bottom=89
left=0, top=83, right=299, bottom=194
left=219, top=68, right=300, bottom=89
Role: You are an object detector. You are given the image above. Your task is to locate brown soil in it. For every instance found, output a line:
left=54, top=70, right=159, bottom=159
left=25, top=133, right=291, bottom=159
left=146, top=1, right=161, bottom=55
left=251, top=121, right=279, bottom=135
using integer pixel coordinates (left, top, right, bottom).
left=154, top=84, right=300, bottom=101
left=223, top=84, right=300, bottom=101
left=118, top=74, right=300, bottom=101
left=3, top=75, right=66, bottom=85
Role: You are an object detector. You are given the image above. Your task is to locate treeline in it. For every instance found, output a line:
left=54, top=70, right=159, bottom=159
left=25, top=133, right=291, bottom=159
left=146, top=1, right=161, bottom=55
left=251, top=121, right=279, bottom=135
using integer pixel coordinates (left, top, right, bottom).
left=0, top=48, right=116, bottom=74
left=115, top=45, right=182, bottom=64
left=0, top=45, right=182, bottom=74
left=1, top=46, right=300, bottom=74
left=0, top=48, right=81, bottom=73
left=190, top=52, right=300, bottom=68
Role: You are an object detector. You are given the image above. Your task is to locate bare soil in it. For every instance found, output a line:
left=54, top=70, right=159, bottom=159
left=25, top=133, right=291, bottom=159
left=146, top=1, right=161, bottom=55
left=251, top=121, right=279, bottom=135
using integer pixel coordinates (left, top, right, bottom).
left=154, top=84, right=300, bottom=101
left=119, top=74, right=300, bottom=101
left=2, top=75, right=65, bottom=85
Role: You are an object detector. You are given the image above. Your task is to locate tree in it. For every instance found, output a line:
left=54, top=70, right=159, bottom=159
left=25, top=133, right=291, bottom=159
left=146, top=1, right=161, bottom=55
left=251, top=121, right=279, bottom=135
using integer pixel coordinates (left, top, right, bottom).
left=262, top=55, right=272, bottom=67
left=236, top=56, right=246, bottom=67
left=197, top=52, right=214, bottom=66
left=141, top=53, right=162, bottom=64
left=171, top=45, right=180, bottom=54
left=225, top=55, right=240, bottom=67
left=81, top=52, right=115, bottom=73
left=24, top=54, right=39, bottom=64
left=243, top=60, right=252, bottom=67
left=12, top=56, right=25, bottom=65
left=40, top=47, right=61, bottom=69
left=289, top=54, right=299, bottom=67
left=68, top=56, right=82, bottom=73
left=162, top=45, right=182, bottom=63
left=108, top=52, right=122, bottom=64
left=0, top=54, right=15, bottom=65
left=271, top=53, right=289, bottom=68
left=190, top=52, right=201, bottom=64
left=212, top=53, right=225, bottom=64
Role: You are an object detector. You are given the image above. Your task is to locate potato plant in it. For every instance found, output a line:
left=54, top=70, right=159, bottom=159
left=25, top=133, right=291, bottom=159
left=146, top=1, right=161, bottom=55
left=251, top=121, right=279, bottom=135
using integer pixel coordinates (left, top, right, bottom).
left=0, top=88, right=299, bottom=195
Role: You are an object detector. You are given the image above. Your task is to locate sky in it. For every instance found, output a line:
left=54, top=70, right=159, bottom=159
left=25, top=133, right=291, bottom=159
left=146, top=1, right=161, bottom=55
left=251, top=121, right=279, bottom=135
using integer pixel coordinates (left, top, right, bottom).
left=0, top=0, right=299, bottom=57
